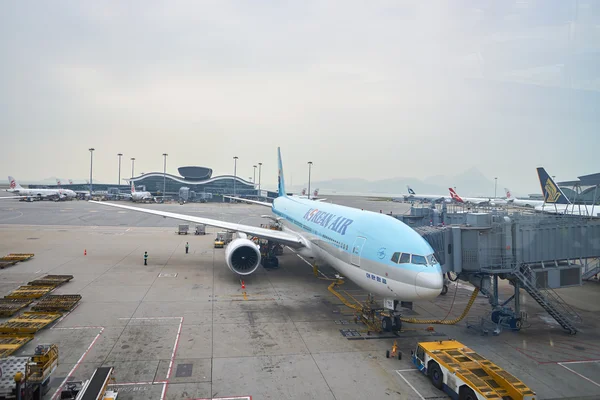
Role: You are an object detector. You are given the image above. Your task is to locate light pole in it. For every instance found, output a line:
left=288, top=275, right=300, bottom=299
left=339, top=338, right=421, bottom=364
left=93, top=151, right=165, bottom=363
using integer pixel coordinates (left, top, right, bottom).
left=307, top=161, right=313, bottom=199
left=89, top=148, right=95, bottom=194
left=117, top=153, right=123, bottom=186
left=131, top=158, right=135, bottom=178
left=494, top=177, right=498, bottom=199
left=233, top=156, right=238, bottom=196
left=258, top=162, right=262, bottom=194
left=253, top=165, right=257, bottom=186
left=162, top=153, right=168, bottom=201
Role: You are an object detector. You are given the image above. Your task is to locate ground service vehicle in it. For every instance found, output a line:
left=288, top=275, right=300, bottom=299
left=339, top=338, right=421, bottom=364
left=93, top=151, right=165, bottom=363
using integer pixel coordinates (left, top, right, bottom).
left=411, top=340, right=536, bottom=400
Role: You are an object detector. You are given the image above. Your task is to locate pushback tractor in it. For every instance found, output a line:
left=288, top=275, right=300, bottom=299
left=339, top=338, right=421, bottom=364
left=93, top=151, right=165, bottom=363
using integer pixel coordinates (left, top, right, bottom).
left=411, top=340, right=536, bottom=400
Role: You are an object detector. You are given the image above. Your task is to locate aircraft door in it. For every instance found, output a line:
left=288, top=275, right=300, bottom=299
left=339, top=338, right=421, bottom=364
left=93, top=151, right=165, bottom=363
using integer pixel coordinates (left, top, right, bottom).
left=351, top=237, right=367, bottom=267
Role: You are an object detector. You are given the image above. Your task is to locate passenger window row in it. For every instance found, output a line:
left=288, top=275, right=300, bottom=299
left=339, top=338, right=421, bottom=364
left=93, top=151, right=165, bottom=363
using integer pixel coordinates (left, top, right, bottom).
left=390, top=252, right=437, bottom=266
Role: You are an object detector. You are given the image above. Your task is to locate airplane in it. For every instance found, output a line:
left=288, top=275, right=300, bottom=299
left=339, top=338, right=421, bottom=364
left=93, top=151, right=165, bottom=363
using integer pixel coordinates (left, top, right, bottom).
left=504, top=188, right=545, bottom=208
left=7, top=176, right=76, bottom=201
left=296, top=188, right=327, bottom=201
left=448, top=188, right=507, bottom=206
left=91, top=148, right=444, bottom=332
left=130, top=182, right=153, bottom=202
left=403, top=186, right=451, bottom=204
left=534, top=168, right=600, bottom=217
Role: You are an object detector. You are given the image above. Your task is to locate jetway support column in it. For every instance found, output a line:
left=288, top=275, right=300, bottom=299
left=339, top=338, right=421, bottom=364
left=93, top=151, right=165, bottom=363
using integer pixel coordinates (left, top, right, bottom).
left=514, top=281, right=520, bottom=316
left=492, top=275, right=499, bottom=307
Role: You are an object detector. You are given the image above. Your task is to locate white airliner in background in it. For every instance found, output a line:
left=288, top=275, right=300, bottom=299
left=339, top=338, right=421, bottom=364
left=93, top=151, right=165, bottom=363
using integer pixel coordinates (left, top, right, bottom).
left=504, top=188, right=545, bottom=208
left=448, top=188, right=507, bottom=206
left=534, top=168, right=600, bottom=217
left=130, top=182, right=153, bottom=202
left=91, top=148, right=443, bottom=333
left=404, top=186, right=450, bottom=203
left=296, top=188, right=326, bottom=201
left=7, top=176, right=76, bottom=200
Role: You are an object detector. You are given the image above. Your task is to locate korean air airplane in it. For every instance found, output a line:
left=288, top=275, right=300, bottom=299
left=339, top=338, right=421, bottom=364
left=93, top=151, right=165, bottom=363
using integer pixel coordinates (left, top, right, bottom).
left=90, top=148, right=443, bottom=331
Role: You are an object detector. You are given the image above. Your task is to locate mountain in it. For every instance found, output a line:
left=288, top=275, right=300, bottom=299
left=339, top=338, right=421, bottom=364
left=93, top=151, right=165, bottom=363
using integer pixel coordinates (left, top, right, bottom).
left=290, top=168, right=504, bottom=197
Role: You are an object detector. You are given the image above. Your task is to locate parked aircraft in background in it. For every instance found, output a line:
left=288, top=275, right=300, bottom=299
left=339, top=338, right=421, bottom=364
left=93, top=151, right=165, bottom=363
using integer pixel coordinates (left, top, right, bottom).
left=504, top=188, right=545, bottom=208
left=404, top=186, right=451, bottom=204
left=130, top=182, right=153, bottom=202
left=91, top=148, right=444, bottom=333
left=297, top=188, right=326, bottom=201
left=7, top=176, right=76, bottom=200
left=448, top=188, right=507, bottom=206
left=535, top=168, right=600, bottom=217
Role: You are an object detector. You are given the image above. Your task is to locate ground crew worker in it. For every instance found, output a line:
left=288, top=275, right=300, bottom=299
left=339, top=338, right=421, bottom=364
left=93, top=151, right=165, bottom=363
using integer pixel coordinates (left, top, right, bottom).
left=185, top=242, right=189, bottom=254
left=144, top=251, right=148, bottom=265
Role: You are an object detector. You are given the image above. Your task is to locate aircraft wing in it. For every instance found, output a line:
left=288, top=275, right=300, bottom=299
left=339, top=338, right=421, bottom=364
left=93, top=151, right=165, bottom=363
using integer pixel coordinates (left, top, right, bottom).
left=89, top=201, right=306, bottom=248
left=0, top=196, right=25, bottom=200
left=223, top=196, right=272, bottom=207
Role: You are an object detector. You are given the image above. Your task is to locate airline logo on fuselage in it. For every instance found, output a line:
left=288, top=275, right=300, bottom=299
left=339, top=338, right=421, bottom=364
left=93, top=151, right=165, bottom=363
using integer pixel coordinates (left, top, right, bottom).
left=303, top=208, right=353, bottom=235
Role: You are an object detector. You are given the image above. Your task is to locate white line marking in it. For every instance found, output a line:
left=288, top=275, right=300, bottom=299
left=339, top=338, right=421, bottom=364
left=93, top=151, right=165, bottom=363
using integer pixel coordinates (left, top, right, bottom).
left=396, top=369, right=420, bottom=372
left=558, top=362, right=600, bottom=388
left=110, top=381, right=167, bottom=386
left=395, top=370, right=426, bottom=400
left=560, top=359, right=600, bottom=365
left=51, top=327, right=104, bottom=400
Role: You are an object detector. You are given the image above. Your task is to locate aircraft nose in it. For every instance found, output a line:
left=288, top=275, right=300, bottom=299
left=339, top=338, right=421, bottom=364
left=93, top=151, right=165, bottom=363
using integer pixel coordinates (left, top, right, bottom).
left=415, top=271, right=443, bottom=299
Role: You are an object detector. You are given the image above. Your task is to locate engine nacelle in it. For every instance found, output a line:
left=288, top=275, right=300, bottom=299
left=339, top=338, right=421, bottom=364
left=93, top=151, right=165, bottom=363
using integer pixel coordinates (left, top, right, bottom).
left=225, top=238, right=261, bottom=275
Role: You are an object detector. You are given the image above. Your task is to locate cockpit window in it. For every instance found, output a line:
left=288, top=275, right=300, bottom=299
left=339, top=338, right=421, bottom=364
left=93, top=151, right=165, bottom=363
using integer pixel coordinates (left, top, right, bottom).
left=399, top=253, right=411, bottom=264
left=412, top=255, right=427, bottom=265
left=427, top=254, right=438, bottom=265
left=391, top=252, right=400, bottom=263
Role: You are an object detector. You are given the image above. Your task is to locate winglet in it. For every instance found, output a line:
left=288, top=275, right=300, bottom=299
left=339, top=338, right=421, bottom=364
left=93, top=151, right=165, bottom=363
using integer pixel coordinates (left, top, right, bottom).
left=536, top=168, right=570, bottom=205
left=277, top=147, right=286, bottom=197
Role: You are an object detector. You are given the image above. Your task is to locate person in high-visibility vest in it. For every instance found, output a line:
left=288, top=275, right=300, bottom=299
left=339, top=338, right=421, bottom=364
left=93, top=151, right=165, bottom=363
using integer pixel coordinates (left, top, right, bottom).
left=144, top=251, right=148, bottom=265
left=185, top=242, right=189, bottom=254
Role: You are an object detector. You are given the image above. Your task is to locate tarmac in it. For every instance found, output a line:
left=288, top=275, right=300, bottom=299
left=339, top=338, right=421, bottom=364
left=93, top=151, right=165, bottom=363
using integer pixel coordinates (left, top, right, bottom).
left=0, top=197, right=600, bottom=399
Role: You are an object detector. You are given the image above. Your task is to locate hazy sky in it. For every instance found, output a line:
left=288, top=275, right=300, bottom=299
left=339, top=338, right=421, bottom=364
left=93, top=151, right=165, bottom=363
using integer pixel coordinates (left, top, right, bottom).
left=1, top=1, right=598, bottom=193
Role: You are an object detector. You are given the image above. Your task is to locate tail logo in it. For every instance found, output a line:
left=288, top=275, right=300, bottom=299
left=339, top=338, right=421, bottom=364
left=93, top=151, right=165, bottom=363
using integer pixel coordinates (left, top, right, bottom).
left=544, top=178, right=562, bottom=203
left=408, top=188, right=415, bottom=195
left=449, top=188, right=464, bottom=203
left=9, top=179, right=15, bottom=189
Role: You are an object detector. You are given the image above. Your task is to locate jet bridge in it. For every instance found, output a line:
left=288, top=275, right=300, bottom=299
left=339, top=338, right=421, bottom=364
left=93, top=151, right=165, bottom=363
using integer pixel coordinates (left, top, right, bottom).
left=410, top=209, right=600, bottom=335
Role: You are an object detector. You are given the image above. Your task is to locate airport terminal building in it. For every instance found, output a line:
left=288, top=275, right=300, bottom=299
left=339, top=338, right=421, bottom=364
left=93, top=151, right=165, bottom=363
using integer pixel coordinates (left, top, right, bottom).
left=29, top=166, right=276, bottom=202
left=130, top=166, right=269, bottom=201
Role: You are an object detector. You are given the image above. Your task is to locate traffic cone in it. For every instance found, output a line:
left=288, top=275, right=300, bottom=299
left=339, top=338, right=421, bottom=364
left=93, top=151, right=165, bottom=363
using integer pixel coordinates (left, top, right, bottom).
left=241, top=280, right=245, bottom=289
left=84, top=249, right=87, bottom=256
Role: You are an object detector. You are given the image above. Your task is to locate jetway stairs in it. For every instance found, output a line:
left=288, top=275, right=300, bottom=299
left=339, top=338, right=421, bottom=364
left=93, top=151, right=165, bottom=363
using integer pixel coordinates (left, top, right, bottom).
left=582, top=258, right=600, bottom=281
left=513, top=265, right=581, bottom=334
left=408, top=208, right=600, bottom=335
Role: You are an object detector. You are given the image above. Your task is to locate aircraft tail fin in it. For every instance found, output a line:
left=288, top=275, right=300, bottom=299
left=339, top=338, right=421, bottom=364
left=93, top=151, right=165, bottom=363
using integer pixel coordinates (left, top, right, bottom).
left=448, top=188, right=464, bottom=203
left=277, top=147, right=286, bottom=197
left=68, top=179, right=73, bottom=185
left=504, top=188, right=512, bottom=199
left=131, top=182, right=136, bottom=193
left=56, top=179, right=61, bottom=187
left=407, top=185, right=416, bottom=195
left=314, top=188, right=319, bottom=197
left=536, top=168, right=571, bottom=205
left=8, top=176, right=22, bottom=190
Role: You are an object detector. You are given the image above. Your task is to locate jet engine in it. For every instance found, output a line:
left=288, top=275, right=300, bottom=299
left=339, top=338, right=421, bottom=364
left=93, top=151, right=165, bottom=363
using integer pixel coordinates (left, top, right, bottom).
left=225, top=238, right=261, bottom=275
